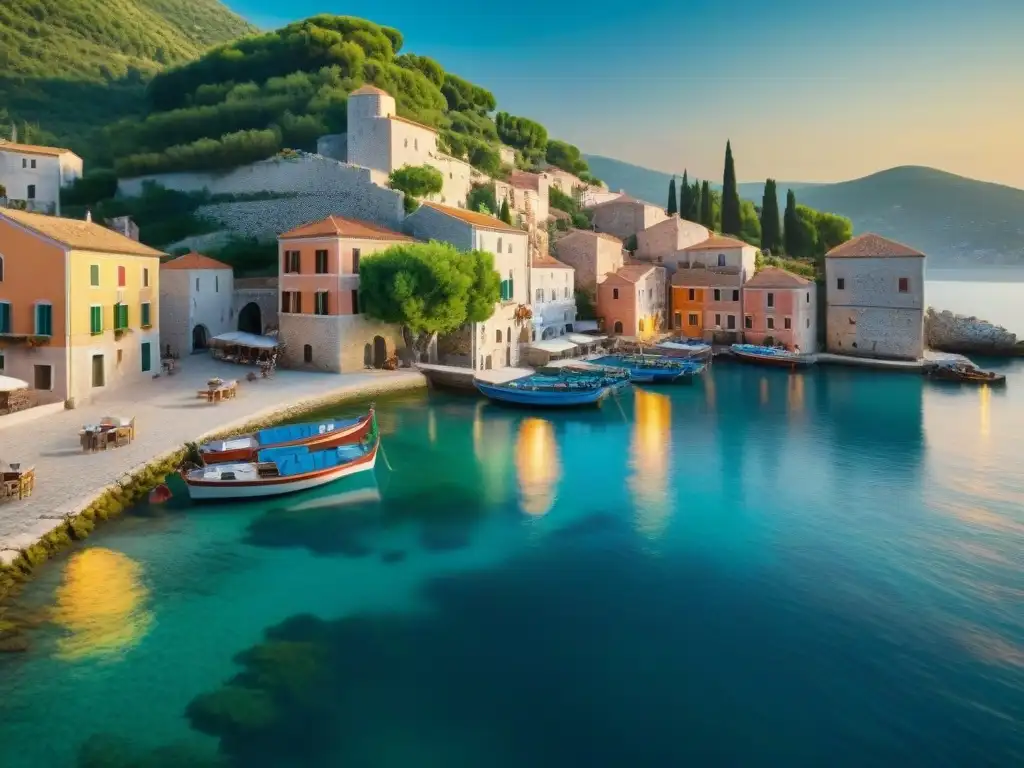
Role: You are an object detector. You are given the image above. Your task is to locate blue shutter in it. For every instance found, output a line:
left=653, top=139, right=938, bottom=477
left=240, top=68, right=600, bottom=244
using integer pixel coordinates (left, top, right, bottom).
left=0, top=302, right=10, bottom=333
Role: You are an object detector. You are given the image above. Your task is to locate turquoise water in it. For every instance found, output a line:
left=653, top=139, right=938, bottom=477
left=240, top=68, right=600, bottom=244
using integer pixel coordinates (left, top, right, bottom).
left=2, top=363, right=1023, bottom=766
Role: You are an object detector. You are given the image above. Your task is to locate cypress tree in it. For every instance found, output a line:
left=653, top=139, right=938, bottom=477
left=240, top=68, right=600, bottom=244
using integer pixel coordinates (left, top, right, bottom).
left=760, top=179, right=781, bottom=253
left=499, top=197, right=512, bottom=225
left=699, top=180, right=713, bottom=228
left=678, top=170, right=691, bottom=221
left=690, top=180, right=701, bottom=223
left=667, top=178, right=677, bottom=216
left=782, top=188, right=800, bottom=255
left=721, top=140, right=742, bottom=236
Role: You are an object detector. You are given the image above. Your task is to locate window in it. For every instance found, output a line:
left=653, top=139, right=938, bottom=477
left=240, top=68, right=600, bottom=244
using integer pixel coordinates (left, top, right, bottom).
left=195, top=277, right=200, bottom=291
left=215, top=275, right=220, bottom=292
left=89, top=305, right=103, bottom=335
left=0, top=351, right=4, bottom=371
left=806, top=291, right=810, bottom=303
left=688, top=288, right=695, bottom=301
left=613, top=320, right=623, bottom=334
left=351, top=290, right=359, bottom=314
left=404, top=138, right=408, bottom=148
left=284, top=250, right=300, bottom=273
left=315, top=250, right=328, bottom=274
left=506, top=270, right=514, bottom=300
left=21, top=159, right=26, bottom=168
left=114, top=303, right=128, bottom=330
left=744, top=315, right=753, bottom=329
left=0, top=301, right=10, bottom=333
left=117, top=349, right=123, bottom=366
left=141, top=342, right=152, bottom=372
left=837, top=277, right=845, bottom=290
left=717, top=254, right=726, bottom=267
left=688, top=313, right=699, bottom=326
left=784, top=317, right=792, bottom=330
left=352, top=249, right=361, bottom=273
left=141, top=302, right=152, bottom=328
left=303, top=344, right=313, bottom=363
left=27, top=184, right=35, bottom=200
left=648, top=288, right=653, bottom=300
left=613, top=288, right=619, bottom=299
left=34, top=303, right=53, bottom=336
left=496, top=329, right=502, bottom=343
left=90, top=264, right=100, bottom=286
left=500, top=279, right=510, bottom=301
left=535, top=288, right=543, bottom=302
left=497, top=237, right=503, bottom=252
left=34, top=364, right=52, bottom=391
left=117, top=265, right=126, bottom=287
left=715, top=313, right=722, bottom=326
left=414, top=138, right=419, bottom=150
left=767, top=317, right=775, bottom=330
left=564, top=287, right=569, bottom=299
left=727, top=315, right=736, bottom=330
left=282, top=291, right=302, bottom=313
left=143, top=267, right=149, bottom=287
left=898, top=277, right=909, bottom=293
left=508, top=240, right=512, bottom=253
left=30, top=159, right=36, bottom=169
left=767, top=292, right=775, bottom=308
left=0, top=255, right=4, bottom=282
left=806, top=317, right=810, bottom=329
left=673, top=312, right=681, bottom=329
left=713, top=289, right=721, bottom=301
left=314, top=291, right=329, bottom=315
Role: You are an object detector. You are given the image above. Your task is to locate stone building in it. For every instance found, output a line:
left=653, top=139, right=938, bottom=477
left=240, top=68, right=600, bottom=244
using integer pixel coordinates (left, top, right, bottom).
left=530, top=255, right=576, bottom=340
left=495, top=170, right=550, bottom=226
left=276, top=215, right=414, bottom=372
left=346, top=85, right=473, bottom=207
left=635, top=216, right=712, bottom=270
left=825, top=233, right=927, bottom=360
left=590, top=195, right=667, bottom=241
left=0, top=140, right=83, bottom=216
left=677, top=235, right=757, bottom=279
left=741, top=267, right=818, bottom=353
left=597, top=263, right=667, bottom=338
left=159, top=252, right=234, bottom=357
left=553, top=229, right=625, bottom=298
left=405, top=202, right=529, bottom=370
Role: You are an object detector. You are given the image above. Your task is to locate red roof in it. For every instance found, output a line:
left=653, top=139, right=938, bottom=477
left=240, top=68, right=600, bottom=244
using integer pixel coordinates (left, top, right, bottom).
left=509, top=170, right=542, bottom=192
left=161, top=252, right=231, bottom=270
left=279, top=215, right=415, bottom=241
left=826, top=233, right=925, bottom=258
left=744, top=267, right=812, bottom=289
left=682, top=234, right=750, bottom=251
left=419, top=201, right=522, bottom=232
left=533, top=255, right=573, bottom=270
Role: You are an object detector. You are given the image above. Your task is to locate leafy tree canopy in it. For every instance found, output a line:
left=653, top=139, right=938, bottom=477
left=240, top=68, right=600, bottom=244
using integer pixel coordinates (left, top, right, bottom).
left=388, top=164, right=444, bottom=212
left=545, top=140, right=589, bottom=176
left=495, top=112, right=548, bottom=157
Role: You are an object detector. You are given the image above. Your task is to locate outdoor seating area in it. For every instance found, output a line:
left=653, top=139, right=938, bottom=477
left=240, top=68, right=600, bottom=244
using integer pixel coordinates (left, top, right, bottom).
left=198, top=378, right=239, bottom=403
left=209, top=331, right=282, bottom=371
left=0, top=463, right=35, bottom=502
left=79, top=416, right=137, bottom=452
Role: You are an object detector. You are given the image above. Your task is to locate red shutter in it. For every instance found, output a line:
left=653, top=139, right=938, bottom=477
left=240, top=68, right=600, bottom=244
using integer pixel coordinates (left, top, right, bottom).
left=117, top=265, right=126, bottom=287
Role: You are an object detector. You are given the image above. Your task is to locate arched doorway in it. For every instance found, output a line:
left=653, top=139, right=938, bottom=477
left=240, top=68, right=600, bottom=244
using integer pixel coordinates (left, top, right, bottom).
left=303, top=344, right=313, bottom=364
left=613, top=320, right=623, bottom=334
left=372, top=336, right=387, bottom=368
left=238, top=302, right=262, bottom=335
left=192, top=324, right=208, bottom=352
left=542, top=326, right=557, bottom=340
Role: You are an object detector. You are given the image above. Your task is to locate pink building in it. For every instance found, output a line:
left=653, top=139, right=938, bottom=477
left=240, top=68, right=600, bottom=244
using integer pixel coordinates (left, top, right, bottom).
left=742, top=267, right=818, bottom=352
left=596, top=263, right=667, bottom=338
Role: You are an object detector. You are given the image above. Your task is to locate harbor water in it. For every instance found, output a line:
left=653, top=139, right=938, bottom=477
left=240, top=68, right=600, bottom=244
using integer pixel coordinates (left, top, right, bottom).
left=1, top=362, right=1023, bottom=766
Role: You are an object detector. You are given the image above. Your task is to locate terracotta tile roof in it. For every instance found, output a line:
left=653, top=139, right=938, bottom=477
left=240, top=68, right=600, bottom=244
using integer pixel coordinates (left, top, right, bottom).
left=671, top=267, right=743, bottom=287
left=0, top=140, right=76, bottom=158
left=744, top=267, right=811, bottom=289
left=591, top=194, right=662, bottom=211
left=161, top=251, right=232, bottom=270
left=682, top=234, right=751, bottom=251
left=279, top=215, right=415, bottom=241
left=611, top=263, right=658, bottom=283
left=0, top=208, right=163, bottom=257
left=532, top=255, right=573, bottom=270
left=509, top=170, right=542, bottom=191
left=826, top=233, right=925, bottom=258
left=419, top=201, right=522, bottom=232
left=388, top=114, right=438, bottom=134
left=351, top=84, right=390, bottom=97
left=559, top=229, right=622, bottom=245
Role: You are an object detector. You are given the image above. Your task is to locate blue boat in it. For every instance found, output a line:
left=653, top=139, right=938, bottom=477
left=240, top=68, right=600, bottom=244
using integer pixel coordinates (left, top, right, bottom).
left=589, top=354, right=706, bottom=384
left=729, top=344, right=815, bottom=369
left=474, top=369, right=625, bottom=408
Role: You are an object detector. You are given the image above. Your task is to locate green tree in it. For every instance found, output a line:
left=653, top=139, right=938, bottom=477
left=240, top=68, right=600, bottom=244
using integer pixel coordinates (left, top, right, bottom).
left=499, top=197, right=512, bottom=224
left=783, top=189, right=816, bottom=258
left=689, top=179, right=702, bottom=222
left=759, top=179, right=782, bottom=254
left=699, top=180, right=713, bottom=228
left=545, top=140, right=590, bottom=176
left=721, top=140, right=742, bottom=236
left=467, top=182, right=497, bottom=214
left=359, top=241, right=501, bottom=358
left=574, top=289, right=596, bottom=320
left=387, top=164, right=443, bottom=213
left=678, top=170, right=691, bottom=220
left=667, top=178, right=677, bottom=216
left=739, top=200, right=762, bottom=245
left=804, top=206, right=853, bottom=256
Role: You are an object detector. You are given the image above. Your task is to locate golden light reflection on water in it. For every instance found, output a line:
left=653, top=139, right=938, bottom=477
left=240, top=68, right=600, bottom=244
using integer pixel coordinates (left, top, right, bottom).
left=759, top=377, right=769, bottom=406
left=787, top=374, right=805, bottom=417
left=473, top=402, right=511, bottom=503
left=704, top=374, right=716, bottom=409
left=514, top=418, right=561, bottom=516
left=629, top=389, right=672, bottom=540
left=427, top=407, right=437, bottom=445
left=979, top=385, right=991, bottom=439
left=51, top=548, right=153, bottom=662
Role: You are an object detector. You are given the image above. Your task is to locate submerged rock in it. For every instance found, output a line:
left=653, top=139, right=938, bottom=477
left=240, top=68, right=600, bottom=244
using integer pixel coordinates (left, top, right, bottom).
left=926, top=307, right=1024, bottom=354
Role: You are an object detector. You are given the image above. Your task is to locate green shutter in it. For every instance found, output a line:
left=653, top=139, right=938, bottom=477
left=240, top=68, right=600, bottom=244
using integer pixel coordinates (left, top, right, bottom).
left=0, top=302, right=10, bottom=333
left=141, top=342, right=151, bottom=372
left=90, top=306, right=102, bottom=334
left=90, top=264, right=99, bottom=286
left=121, top=303, right=129, bottom=329
left=35, top=304, right=52, bottom=336
left=508, top=278, right=514, bottom=300
left=141, top=302, right=151, bottom=328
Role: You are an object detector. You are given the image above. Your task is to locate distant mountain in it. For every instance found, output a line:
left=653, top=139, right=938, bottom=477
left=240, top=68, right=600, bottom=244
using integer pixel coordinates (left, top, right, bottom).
left=584, top=156, right=1024, bottom=268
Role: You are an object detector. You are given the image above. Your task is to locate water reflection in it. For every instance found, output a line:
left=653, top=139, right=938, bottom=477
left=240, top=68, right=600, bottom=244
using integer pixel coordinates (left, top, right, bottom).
left=473, top=401, right=513, bottom=503
left=979, top=385, right=991, bottom=439
left=51, top=548, right=153, bottom=662
left=515, top=418, right=561, bottom=516
left=787, top=374, right=805, bottom=417
left=427, top=407, right=438, bottom=445
left=629, top=389, right=673, bottom=539
left=759, top=377, right=769, bottom=406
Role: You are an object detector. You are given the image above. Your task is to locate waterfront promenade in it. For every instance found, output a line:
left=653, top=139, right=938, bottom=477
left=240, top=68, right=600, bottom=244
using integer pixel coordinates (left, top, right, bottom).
left=0, top=358, right=425, bottom=564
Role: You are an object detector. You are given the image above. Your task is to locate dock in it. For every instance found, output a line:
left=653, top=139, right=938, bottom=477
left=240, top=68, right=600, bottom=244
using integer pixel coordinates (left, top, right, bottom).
left=417, top=363, right=532, bottom=391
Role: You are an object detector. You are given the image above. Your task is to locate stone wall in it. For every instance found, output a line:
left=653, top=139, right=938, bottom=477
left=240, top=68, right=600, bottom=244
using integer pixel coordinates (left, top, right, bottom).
left=278, top=314, right=404, bottom=373
left=925, top=307, right=1023, bottom=354
left=233, top=282, right=279, bottom=334
left=826, top=306, right=924, bottom=360
left=317, top=134, right=348, bottom=162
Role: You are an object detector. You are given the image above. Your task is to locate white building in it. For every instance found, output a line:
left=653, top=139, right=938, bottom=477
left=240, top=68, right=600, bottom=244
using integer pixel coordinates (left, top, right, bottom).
left=404, top=201, right=529, bottom=370
left=495, top=170, right=550, bottom=226
left=678, top=235, right=757, bottom=281
left=159, top=252, right=235, bottom=357
left=825, top=232, right=926, bottom=360
left=346, top=85, right=473, bottom=208
left=530, top=255, right=576, bottom=340
left=0, top=140, right=83, bottom=216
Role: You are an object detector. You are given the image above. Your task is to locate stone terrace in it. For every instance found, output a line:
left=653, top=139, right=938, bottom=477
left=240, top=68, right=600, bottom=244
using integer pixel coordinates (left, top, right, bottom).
left=0, top=357, right=425, bottom=563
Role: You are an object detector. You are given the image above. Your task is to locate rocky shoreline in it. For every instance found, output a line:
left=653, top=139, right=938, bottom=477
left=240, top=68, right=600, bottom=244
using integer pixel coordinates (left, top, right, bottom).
left=925, top=307, right=1024, bottom=356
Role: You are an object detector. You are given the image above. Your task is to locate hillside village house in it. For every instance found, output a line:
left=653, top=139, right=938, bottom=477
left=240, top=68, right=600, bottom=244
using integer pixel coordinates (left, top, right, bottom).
left=580, top=188, right=624, bottom=209
left=597, top=263, right=667, bottom=338
left=554, top=229, right=625, bottom=298
left=405, top=202, right=529, bottom=370
left=345, top=85, right=473, bottom=207
left=277, top=215, right=414, bottom=372
left=677, top=234, right=757, bottom=278
left=0, top=208, right=161, bottom=405
left=495, top=170, right=550, bottom=227
left=635, top=217, right=712, bottom=270
left=670, top=267, right=744, bottom=340
left=530, top=254, right=576, bottom=340
left=542, top=167, right=586, bottom=198
left=741, top=267, right=818, bottom=352
left=497, top=145, right=516, bottom=165
left=0, top=140, right=83, bottom=216
left=590, top=195, right=667, bottom=241
left=825, top=233, right=926, bottom=360
left=159, top=252, right=234, bottom=357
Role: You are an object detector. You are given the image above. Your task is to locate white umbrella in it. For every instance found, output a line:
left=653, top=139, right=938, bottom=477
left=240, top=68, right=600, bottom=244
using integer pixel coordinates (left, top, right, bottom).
left=0, top=375, right=29, bottom=393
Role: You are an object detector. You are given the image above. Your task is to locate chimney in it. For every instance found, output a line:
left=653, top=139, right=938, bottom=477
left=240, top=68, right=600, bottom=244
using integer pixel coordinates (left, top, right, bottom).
left=85, top=210, right=92, bottom=223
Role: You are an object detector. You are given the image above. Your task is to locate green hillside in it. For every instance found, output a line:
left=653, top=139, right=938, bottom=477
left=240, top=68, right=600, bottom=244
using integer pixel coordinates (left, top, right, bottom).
left=0, top=0, right=255, bottom=148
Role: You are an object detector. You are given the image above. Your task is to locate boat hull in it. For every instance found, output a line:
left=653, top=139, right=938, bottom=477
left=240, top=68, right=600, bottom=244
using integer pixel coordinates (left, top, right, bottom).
left=200, top=413, right=372, bottom=464
left=475, top=380, right=611, bottom=407
left=925, top=369, right=1006, bottom=385
left=184, top=441, right=378, bottom=501
left=731, top=350, right=814, bottom=369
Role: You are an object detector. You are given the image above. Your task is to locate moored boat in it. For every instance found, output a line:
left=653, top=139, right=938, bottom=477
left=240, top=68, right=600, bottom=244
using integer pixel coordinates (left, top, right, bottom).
left=653, top=338, right=713, bottom=359
left=198, top=410, right=374, bottom=464
left=925, top=360, right=1006, bottom=386
left=182, top=417, right=380, bottom=501
left=729, top=344, right=815, bottom=369
left=475, top=369, right=624, bottom=408
left=589, top=354, right=706, bottom=384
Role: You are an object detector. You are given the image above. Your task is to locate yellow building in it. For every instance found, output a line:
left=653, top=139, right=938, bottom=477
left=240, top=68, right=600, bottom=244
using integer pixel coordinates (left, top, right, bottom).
left=0, top=209, right=163, bottom=405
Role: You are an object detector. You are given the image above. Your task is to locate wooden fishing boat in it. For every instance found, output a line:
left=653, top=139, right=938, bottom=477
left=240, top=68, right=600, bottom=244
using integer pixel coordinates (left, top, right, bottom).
left=729, top=344, right=815, bottom=370
left=182, top=419, right=380, bottom=501
left=925, top=361, right=1006, bottom=386
left=589, top=354, right=706, bottom=384
left=475, top=370, right=622, bottom=408
left=198, top=409, right=374, bottom=464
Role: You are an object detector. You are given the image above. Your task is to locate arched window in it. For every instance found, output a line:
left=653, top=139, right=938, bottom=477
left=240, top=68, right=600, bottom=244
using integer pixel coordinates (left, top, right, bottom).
left=303, top=344, right=313, bottom=363
left=613, top=320, right=623, bottom=334
left=496, top=329, right=502, bottom=343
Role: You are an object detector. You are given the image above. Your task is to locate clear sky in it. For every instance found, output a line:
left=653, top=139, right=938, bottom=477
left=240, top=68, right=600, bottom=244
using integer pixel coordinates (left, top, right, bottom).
left=224, top=0, right=1024, bottom=188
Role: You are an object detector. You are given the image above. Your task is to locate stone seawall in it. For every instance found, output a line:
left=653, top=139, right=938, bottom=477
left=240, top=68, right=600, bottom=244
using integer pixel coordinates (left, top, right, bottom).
left=925, top=307, right=1024, bottom=355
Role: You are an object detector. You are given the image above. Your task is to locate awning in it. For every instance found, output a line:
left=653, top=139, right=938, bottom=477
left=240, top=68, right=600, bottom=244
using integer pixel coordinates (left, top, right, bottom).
left=565, top=333, right=606, bottom=345
left=0, top=375, right=29, bottom=392
left=530, top=339, right=578, bottom=353
left=211, top=331, right=279, bottom=349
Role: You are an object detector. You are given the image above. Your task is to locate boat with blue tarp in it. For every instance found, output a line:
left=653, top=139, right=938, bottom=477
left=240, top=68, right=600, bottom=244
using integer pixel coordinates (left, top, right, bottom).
left=197, top=409, right=374, bottom=464
left=589, top=354, right=707, bottom=384
left=182, top=414, right=380, bottom=501
left=729, top=344, right=815, bottom=369
left=475, top=367, right=628, bottom=407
